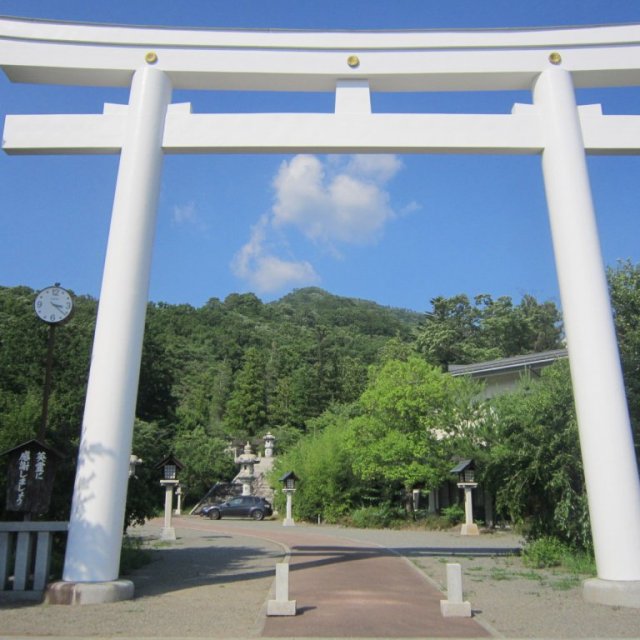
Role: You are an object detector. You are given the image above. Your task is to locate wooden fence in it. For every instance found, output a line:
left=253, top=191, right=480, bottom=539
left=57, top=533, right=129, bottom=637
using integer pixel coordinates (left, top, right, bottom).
left=0, top=521, right=68, bottom=600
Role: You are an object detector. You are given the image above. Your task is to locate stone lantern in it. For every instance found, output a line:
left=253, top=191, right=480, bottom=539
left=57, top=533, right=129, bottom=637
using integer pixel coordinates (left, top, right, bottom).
left=263, top=432, right=276, bottom=458
left=156, top=454, right=184, bottom=541
left=451, top=459, right=479, bottom=536
left=235, top=442, right=259, bottom=496
left=279, top=471, right=299, bottom=527
left=128, top=454, right=143, bottom=478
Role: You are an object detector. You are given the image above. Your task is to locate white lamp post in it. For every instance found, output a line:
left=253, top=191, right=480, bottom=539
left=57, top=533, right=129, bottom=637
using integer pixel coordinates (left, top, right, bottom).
left=156, top=455, right=184, bottom=541
left=451, top=460, right=479, bottom=536
left=174, top=485, right=183, bottom=516
left=279, top=471, right=299, bottom=527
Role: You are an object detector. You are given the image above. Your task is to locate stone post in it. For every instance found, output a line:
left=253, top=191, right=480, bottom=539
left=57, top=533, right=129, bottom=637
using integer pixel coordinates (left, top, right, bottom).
left=440, top=563, right=471, bottom=617
left=160, top=480, right=178, bottom=541
left=283, top=491, right=295, bottom=527
left=458, top=483, right=479, bottom=536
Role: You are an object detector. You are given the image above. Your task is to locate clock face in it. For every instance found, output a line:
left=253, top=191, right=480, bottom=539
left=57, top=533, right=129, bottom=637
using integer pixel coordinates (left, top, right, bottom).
left=35, top=286, right=74, bottom=324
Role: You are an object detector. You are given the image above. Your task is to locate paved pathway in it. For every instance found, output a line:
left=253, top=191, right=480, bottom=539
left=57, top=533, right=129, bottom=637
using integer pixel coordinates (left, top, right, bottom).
left=257, top=528, right=489, bottom=638
left=193, top=517, right=519, bottom=638
left=0, top=516, right=521, bottom=638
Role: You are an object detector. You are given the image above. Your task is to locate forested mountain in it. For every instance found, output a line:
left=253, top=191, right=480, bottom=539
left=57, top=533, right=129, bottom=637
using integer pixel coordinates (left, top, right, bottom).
left=0, top=279, right=588, bottom=530
left=144, top=287, right=423, bottom=436
left=0, top=285, right=424, bottom=520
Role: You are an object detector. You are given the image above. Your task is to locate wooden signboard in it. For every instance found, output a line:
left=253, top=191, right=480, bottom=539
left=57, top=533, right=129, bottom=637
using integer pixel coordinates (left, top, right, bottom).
left=2, top=440, right=60, bottom=514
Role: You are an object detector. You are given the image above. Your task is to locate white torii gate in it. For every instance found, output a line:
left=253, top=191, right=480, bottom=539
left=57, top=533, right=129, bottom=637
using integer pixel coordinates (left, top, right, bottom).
left=2, top=17, right=640, bottom=607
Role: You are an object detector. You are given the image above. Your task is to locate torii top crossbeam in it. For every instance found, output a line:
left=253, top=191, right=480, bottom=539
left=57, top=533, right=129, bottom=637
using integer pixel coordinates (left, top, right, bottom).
left=2, top=18, right=640, bottom=156
left=1, top=17, right=640, bottom=90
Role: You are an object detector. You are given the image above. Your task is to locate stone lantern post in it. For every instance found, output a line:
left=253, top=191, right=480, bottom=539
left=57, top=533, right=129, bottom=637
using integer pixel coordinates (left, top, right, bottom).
left=235, top=442, right=259, bottom=496
left=451, top=460, right=479, bottom=536
left=174, top=485, right=183, bottom=516
left=279, top=471, right=299, bottom=527
left=155, top=454, right=184, bottom=541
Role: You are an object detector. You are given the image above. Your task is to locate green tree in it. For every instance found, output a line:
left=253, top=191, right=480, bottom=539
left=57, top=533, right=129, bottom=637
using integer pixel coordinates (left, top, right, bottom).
left=479, top=294, right=562, bottom=356
left=346, top=356, right=481, bottom=503
left=608, top=259, right=640, bottom=445
left=272, top=406, right=359, bottom=522
left=224, top=347, right=268, bottom=438
left=482, top=361, right=590, bottom=549
left=137, top=320, right=177, bottom=425
left=415, top=295, right=487, bottom=367
left=125, top=419, right=173, bottom=528
left=173, top=425, right=236, bottom=501
left=415, top=293, right=563, bottom=368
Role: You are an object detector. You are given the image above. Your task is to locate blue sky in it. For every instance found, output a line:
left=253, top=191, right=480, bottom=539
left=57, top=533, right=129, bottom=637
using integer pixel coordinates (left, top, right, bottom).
left=0, top=1, right=639, bottom=313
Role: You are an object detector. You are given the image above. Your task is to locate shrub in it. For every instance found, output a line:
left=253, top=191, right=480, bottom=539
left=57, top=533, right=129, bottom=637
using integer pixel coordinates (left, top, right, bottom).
left=522, top=536, right=566, bottom=568
left=441, top=503, right=465, bottom=526
left=349, top=505, right=404, bottom=529
left=420, top=513, right=453, bottom=530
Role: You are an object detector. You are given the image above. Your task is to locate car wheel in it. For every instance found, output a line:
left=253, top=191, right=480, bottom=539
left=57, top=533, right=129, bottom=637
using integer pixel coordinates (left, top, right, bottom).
left=208, top=509, right=221, bottom=520
left=252, top=510, right=264, bottom=521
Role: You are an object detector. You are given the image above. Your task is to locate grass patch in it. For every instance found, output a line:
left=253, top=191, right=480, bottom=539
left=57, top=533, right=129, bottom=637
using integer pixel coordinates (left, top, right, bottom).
left=523, top=537, right=595, bottom=575
left=517, top=569, right=544, bottom=582
left=560, top=550, right=596, bottom=575
left=489, top=566, right=514, bottom=581
left=119, top=535, right=153, bottom=575
left=550, top=575, right=581, bottom=591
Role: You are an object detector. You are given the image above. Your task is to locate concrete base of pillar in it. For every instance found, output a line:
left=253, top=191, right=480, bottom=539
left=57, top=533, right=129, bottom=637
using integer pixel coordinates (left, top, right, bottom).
left=460, top=523, right=479, bottom=536
left=440, top=600, right=471, bottom=617
left=267, top=599, right=297, bottom=616
left=583, top=578, right=640, bottom=609
left=282, top=519, right=295, bottom=527
left=160, top=527, right=176, bottom=541
left=44, top=579, right=134, bottom=605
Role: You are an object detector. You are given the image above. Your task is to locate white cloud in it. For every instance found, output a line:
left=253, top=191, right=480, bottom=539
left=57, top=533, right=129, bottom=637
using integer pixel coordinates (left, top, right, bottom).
left=401, top=200, right=422, bottom=216
left=231, top=215, right=320, bottom=294
left=272, top=154, right=401, bottom=245
left=232, top=153, right=410, bottom=294
left=345, top=154, right=404, bottom=183
left=249, top=255, right=319, bottom=293
left=172, top=202, right=198, bottom=224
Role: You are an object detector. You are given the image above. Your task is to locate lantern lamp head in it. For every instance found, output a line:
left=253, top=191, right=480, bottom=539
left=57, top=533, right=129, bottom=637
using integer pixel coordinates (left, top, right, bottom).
left=279, top=470, right=299, bottom=491
left=450, top=459, right=476, bottom=485
left=156, top=454, right=184, bottom=481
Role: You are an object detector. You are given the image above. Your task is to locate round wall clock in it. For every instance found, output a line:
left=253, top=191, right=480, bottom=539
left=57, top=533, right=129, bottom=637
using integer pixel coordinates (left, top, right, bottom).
left=34, top=285, right=74, bottom=324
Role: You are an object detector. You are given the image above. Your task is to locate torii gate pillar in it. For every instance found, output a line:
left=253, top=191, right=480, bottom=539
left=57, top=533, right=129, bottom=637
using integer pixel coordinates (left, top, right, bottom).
left=535, top=68, right=640, bottom=606
left=48, top=66, right=172, bottom=603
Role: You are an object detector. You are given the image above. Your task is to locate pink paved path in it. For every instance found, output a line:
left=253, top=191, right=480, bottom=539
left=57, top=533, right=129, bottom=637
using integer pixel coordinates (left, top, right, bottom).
left=205, top=522, right=491, bottom=638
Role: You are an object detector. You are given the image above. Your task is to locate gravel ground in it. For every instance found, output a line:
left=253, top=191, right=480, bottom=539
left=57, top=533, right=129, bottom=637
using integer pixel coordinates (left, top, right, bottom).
left=1, top=517, right=639, bottom=639
left=0, top=521, right=286, bottom=638
left=416, top=552, right=640, bottom=638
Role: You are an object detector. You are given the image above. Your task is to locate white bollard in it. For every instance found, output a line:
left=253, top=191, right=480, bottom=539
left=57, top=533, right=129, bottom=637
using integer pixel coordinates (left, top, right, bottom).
left=267, top=563, right=297, bottom=616
left=440, top=563, right=471, bottom=617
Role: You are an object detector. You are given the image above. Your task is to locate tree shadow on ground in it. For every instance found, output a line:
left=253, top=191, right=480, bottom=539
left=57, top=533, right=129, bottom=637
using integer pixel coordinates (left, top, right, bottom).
left=131, top=541, right=284, bottom=597
left=286, top=544, right=520, bottom=574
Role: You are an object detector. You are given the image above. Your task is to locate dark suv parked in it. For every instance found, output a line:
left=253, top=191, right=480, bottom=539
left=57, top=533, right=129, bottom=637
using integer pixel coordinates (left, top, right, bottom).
left=201, top=496, right=273, bottom=521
